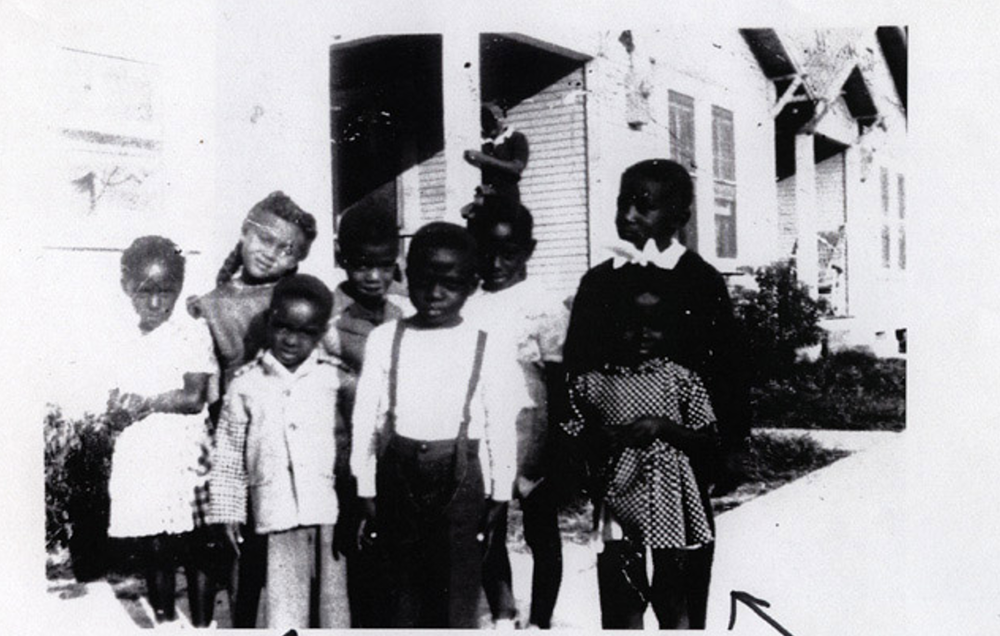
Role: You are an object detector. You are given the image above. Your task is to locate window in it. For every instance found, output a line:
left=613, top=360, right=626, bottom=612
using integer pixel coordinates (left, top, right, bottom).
left=897, top=175, right=906, bottom=269
left=880, top=167, right=891, bottom=268
left=668, top=91, right=695, bottom=171
left=669, top=91, right=698, bottom=249
left=712, top=106, right=736, bottom=258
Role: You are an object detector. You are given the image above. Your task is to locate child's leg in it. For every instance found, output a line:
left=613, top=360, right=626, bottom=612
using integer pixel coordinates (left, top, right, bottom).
left=265, top=527, right=311, bottom=628
left=443, top=486, right=486, bottom=628
left=649, top=544, right=714, bottom=630
left=684, top=544, right=714, bottom=629
left=143, top=534, right=178, bottom=623
left=521, top=480, right=563, bottom=628
left=314, top=524, right=350, bottom=628
left=232, top=525, right=266, bottom=627
left=442, top=443, right=487, bottom=628
left=481, top=500, right=517, bottom=621
left=182, top=527, right=227, bottom=627
left=596, top=540, right=648, bottom=629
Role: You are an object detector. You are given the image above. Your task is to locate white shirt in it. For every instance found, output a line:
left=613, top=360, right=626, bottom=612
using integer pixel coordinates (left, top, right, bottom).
left=350, top=319, right=527, bottom=500
left=463, top=278, right=570, bottom=409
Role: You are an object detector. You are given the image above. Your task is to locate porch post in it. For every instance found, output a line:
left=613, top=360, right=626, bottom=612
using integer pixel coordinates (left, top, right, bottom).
left=441, top=31, right=481, bottom=224
left=794, top=132, right=819, bottom=296
left=842, top=144, right=864, bottom=317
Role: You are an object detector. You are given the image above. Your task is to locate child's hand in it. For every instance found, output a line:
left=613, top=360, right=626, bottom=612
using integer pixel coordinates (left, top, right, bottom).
left=622, top=416, right=677, bottom=448
left=332, top=511, right=356, bottom=561
left=356, top=498, right=377, bottom=551
left=106, top=390, right=147, bottom=431
left=108, top=390, right=153, bottom=421
left=482, top=498, right=506, bottom=531
left=463, top=149, right=483, bottom=166
left=515, top=476, right=542, bottom=500
left=223, top=523, right=243, bottom=558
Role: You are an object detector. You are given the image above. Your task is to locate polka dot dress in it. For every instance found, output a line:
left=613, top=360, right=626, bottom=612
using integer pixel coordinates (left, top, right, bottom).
left=565, top=357, right=716, bottom=549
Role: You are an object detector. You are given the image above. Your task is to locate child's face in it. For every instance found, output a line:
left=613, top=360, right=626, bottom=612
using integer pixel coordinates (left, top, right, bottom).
left=478, top=221, right=534, bottom=292
left=123, top=258, right=183, bottom=333
left=268, top=297, right=327, bottom=371
left=341, top=241, right=398, bottom=306
left=619, top=292, right=667, bottom=361
left=241, top=211, right=307, bottom=281
left=481, top=106, right=502, bottom=138
left=615, top=176, right=681, bottom=249
left=408, top=247, right=477, bottom=328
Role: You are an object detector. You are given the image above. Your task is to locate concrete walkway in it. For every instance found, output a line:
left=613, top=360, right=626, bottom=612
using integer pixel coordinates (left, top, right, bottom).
left=506, top=430, right=907, bottom=633
left=44, top=578, right=139, bottom=632
left=47, top=430, right=908, bottom=632
left=706, top=433, right=906, bottom=634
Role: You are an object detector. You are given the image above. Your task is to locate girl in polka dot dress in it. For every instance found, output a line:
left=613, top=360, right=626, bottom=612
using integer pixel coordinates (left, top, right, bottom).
left=562, top=270, right=719, bottom=630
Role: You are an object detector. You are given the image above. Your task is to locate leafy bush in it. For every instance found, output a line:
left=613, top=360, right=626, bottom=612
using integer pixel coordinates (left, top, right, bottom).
left=732, top=259, right=827, bottom=385
left=45, top=406, right=116, bottom=580
left=751, top=350, right=906, bottom=431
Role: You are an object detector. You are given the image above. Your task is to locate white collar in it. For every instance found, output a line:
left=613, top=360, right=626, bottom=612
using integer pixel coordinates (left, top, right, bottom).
left=260, top=349, right=322, bottom=380
left=610, top=238, right=686, bottom=270
left=482, top=126, right=516, bottom=146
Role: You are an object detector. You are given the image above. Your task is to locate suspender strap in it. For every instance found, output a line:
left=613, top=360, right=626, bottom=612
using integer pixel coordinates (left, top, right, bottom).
left=384, top=319, right=407, bottom=443
left=455, top=329, right=488, bottom=484
left=459, top=329, right=489, bottom=439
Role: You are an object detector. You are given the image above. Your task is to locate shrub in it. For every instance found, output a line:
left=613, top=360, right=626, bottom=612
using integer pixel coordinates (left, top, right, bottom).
left=751, top=349, right=906, bottom=431
left=732, top=260, right=827, bottom=386
left=45, top=406, right=117, bottom=580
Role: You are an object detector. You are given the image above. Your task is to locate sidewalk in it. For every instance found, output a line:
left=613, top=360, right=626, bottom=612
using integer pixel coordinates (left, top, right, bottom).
left=507, top=430, right=906, bottom=632
left=47, top=430, right=907, bottom=632
left=706, top=432, right=906, bottom=634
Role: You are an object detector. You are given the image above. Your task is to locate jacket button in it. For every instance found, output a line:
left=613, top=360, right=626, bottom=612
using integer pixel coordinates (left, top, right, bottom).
left=419, top=443, right=428, bottom=451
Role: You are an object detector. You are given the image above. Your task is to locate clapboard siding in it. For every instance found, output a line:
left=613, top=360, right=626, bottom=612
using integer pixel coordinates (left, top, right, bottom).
left=507, top=66, right=589, bottom=295
left=412, top=66, right=589, bottom=294
left=418, top=150, right=447, bottom=224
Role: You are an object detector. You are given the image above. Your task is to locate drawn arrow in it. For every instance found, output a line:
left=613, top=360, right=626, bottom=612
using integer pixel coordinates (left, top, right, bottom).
left=728, top=590, right=795, bottom=635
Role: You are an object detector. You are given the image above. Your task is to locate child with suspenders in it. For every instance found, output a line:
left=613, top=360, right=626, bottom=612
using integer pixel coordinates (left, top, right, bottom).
left=350, top=223, right=526, bottom=628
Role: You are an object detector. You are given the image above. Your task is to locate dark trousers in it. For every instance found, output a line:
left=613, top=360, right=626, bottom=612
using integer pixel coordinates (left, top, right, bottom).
left=482, top=480, right=564, bottom=627
left=482, top=502, right=516, bottom=620
left=521, top=480, right=563, bottom=628
left=231, top=525, right=266, bottom=627
left=346, top=545, right=389, bottom=627
left=596, top=540, right=714, bottom=630
left=377, top=434, right=486, bottom=628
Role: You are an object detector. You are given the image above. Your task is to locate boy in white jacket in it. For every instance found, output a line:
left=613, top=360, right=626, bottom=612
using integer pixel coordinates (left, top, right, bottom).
left=209, top=274, right=348, bottom=628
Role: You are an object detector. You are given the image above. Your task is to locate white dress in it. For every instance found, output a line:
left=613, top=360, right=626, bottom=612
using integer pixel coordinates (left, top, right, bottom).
left=107, top=314, right=217, bottom=538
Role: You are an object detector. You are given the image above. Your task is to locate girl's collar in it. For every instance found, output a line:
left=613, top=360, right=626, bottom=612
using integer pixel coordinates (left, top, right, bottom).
left=229, top=275, right=280, bottom=290
left=602, top=356, right=669, bottom=374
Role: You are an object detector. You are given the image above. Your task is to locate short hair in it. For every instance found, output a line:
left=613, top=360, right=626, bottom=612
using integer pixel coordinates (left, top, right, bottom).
left=121, top=235, right=185, bottom=284
left=337, top=199, right=400, bottom=259
left=481, top=102, right=505, bottom=129
left=270, top=274, right=334, bottom=326
left=406, top=222, right=478, bottom=279
left=466, top=196, right=534, bottom=247
left=621, top=159, right=694, bottom=214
